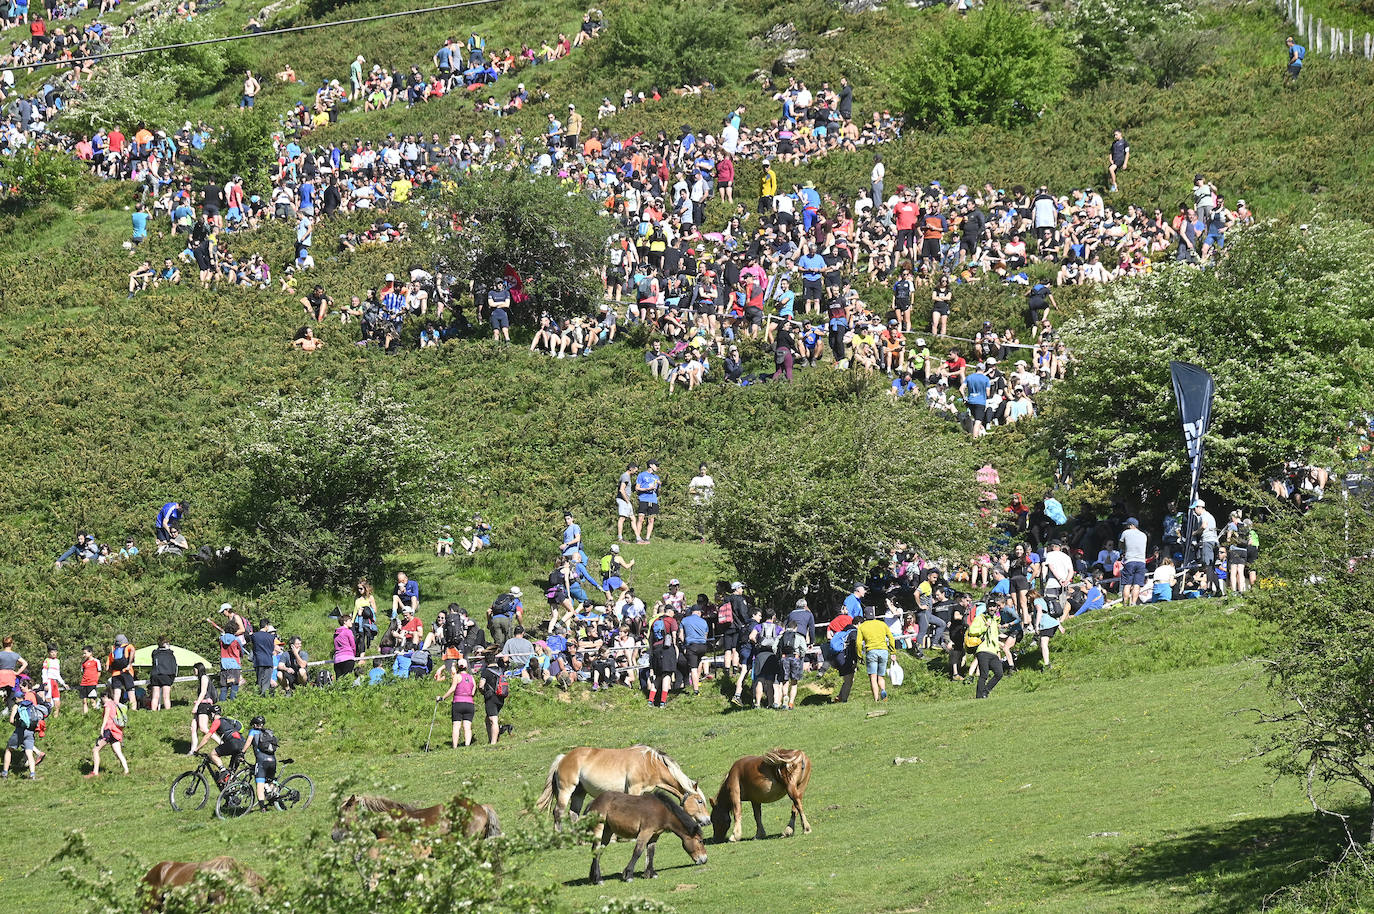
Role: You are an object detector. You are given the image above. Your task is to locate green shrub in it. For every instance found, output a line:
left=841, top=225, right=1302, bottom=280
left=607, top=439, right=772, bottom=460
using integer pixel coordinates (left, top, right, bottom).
left=582, top=0, right=750, bottom=91
left=888, top=3, right=1072, bottom=130
left=1059, top=0, right=1205, bottom=88
left=198, top=109, right=278, bottom=193
left=232, top=384, right=452, bottom=589
left=0, top=146, right=85, bottom=209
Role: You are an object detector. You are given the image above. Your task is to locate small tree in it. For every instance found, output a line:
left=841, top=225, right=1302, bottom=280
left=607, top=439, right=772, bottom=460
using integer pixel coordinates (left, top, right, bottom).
left=233, top=385, right=448, bottom=589
left=584, top=0, right=748, bottom=90
left=198, top=109, right=277, bottom=194
left=1250, top=491, right=1374, bottom=845
left=0, top=146, right=84, bottom=209
left=888, top=3, right=1072, bottom=130
left=707, top=396, right=983, bottom=609
left=435, top=172, right=610, bottom=318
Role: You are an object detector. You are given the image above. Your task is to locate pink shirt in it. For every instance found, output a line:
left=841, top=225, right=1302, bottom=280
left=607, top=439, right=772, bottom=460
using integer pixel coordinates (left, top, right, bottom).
left=333, top=625, right=357, bottom=663
left=452, top=672, right=477, bottom=703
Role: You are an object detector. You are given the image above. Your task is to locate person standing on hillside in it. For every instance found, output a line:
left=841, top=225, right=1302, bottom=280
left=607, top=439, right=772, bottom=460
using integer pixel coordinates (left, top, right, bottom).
left=1285, top=36, right=1305, bottom=85
left=240, top=71, right=260, bottom=110
left=635, top=460, right=661, bottom=544
left=155, top=500, right=187, bottom=548
left=616, top=462, right=641, bottom=543
left=480, top=649, right=507, bottom=744
left=251, top=621, right=278, bottom=696
left=968, top=604, right=1004, bottom=698
left=857, top=608, right=896, bottom=702
left=1119, top=518, right=1148, bottom=605
left=1107, top=130, right=1129, bottom=193
left=88, top=693, right=128, bottom=777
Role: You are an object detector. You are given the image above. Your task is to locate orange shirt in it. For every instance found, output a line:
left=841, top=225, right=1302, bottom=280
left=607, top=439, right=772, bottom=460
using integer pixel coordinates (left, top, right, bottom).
left=583, top=137, right=603, bottom=158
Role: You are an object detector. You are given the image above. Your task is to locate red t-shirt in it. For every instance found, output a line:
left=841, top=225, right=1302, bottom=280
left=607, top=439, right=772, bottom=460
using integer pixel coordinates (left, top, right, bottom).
left=81, top=657, right=101, bottom=687
left=894, top=202, right=918, bottom=231
left=827, top=613, right=854, bottom=635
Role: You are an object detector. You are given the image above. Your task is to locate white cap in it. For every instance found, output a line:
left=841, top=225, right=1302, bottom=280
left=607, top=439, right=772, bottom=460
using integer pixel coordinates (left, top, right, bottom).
left=731, top=581, right=743, bottom=591
left=669, top=578, right=680, bottom=586
left=384, top=272, right=395, bottom=282
left=220, top=602, right=234, bottom=612
left=510, top=586, right=523, bottom=597
left=610, top=544, right=620, bottom=554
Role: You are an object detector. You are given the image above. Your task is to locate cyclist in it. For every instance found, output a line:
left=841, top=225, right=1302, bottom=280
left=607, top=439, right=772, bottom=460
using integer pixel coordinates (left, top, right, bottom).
left=245, top=715, right=279, bottom=809
left=189, top=705, right=247, bottom=784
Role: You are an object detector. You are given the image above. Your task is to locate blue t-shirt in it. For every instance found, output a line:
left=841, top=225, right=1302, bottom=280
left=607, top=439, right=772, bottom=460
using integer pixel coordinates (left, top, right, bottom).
left=157, top=501, right=182, bottom=528
left=965, top=372, right=990, bottom=406
left=1290, top=43, right=1305, bottom=64
left=681, top=614, right=709, bottom=644
left=843, top=593, right=864, bottom=617
left=368, top=666, right=386, bottom=685
left=546, top=634, right=568, bottom=653
left=561, top=522, right=581, bottom=556
left=990, top=578, right=1011, bottom=596
left=131, top=211, right=149, bottom=239
left=891, top=379, right=918, bottom=397
left=635, top=471, right=660, bottom=504
left=798, top=254, right=825, bottom=282
left=775, top=289, right=796, bottom=316
left=1044, top=498, right=1067, bottom=525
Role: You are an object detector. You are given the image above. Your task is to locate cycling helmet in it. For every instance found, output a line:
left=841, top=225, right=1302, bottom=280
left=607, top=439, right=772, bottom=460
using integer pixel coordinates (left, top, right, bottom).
left=210, top=704, right=222, bottom=716
left=250, top=716, right=265, bottom=728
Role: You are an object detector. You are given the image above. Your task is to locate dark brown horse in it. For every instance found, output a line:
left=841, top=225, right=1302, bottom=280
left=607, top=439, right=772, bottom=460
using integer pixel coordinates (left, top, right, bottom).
left=709, top=748, right=812, bottom=843
left=141, top=856, right=264, bottom=911
left=332, top=794, right=502, bottom=842
left=586, top=791, right=708, bottom=884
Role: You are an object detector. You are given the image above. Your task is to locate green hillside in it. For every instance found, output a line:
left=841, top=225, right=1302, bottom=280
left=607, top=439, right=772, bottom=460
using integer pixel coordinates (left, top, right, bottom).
left=1, top=0, right=1372, bottom=908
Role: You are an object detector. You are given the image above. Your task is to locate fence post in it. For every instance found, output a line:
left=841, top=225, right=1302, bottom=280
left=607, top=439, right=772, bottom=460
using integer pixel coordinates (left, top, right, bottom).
left=1316, top=18, right=1322, bottom=52
left=1366, top=32, right=1371, bottom=60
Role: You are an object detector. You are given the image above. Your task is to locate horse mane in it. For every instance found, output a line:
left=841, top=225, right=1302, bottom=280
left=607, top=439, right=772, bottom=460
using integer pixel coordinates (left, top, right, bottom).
left=351, top=795, right=429, bottom=815
left=763, top=748, right=802, bottom=768
left=634, top=745, right=695, bottom=796
left=654, top=790, right=702, bottom=837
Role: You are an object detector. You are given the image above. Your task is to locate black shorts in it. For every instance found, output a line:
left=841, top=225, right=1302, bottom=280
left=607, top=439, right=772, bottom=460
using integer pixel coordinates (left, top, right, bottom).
left=802, top=278, right=823, bottom=298
left=254, top=757, right=277, bottom=781
left=149, top=673, right=174, bottom=687
left=452, top=701, right=475, bottom=722
left=932, top=301, right=950, bottom=316
left=684, top=644, right=706, bottom=668
left=222, top=736, right=247, bottom=757
left=484, top=697, right=504, bottom=718
left=893, top=300, right=911, bottom=312
left=80, top=685, right=98, bottom=700
left=1246, top=544, right=1258, bottom=564
left=195, top=700, right=214, bottom=718
left=1038, top=627, right=1058, bottom=640
left=718, top=630, right=739, bottom=650
left=334, top=660, right=355, bottom=677
left=115, top=672, right=134, bottom=693
left=969, top=403, right=987, bottom=424
left=637, top=500, right=659, bottom=516
left=921, top=238, right=941, bottom=258
left=1010, top=575, right=1030, bottom=594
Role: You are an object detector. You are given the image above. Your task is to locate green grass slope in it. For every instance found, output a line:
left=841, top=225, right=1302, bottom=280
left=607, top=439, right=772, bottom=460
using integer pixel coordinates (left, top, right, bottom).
left=0, top=599, right=1346, bottom=914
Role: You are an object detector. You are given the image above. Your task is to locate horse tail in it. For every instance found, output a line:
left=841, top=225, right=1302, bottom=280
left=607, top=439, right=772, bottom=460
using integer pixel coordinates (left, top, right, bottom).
left=484, top=805, right=503, bottom=838
left=536, top=753, right=566, bottom=812
left=764, top=748, right=808, bottom=790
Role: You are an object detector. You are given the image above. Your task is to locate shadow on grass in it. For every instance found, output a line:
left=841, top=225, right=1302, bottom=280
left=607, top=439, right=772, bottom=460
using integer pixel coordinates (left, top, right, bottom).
left=1034, top=808, right=1355, bottom=913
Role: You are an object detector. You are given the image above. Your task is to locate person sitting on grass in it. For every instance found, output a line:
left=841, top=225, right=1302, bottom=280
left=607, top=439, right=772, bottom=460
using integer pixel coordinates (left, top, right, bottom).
left=461, top=515, right=491, bottom=554
left=127, top=260, right=155, bottom=298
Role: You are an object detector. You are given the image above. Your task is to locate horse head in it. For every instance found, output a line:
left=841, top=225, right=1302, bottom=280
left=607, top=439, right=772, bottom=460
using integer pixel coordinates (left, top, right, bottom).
left=683, top=781, right=711, bottom=828
left=680, top=828, right=709, bottom=866
left=331, top=795, right=359, bottom=842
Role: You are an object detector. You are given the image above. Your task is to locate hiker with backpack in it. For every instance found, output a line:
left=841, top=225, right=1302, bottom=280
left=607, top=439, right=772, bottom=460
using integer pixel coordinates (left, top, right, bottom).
left=488, top=588, right=523, bottom=645
left=1033, top=587, right=1066, bottom=671
left=107, top=634, right=136, bottom=708
left=480, top=649, right=508, bottom=745
left=88, top=693, right=128, bottom=777
left=778, top=617, right=809, bottom=711
left=245, top=715, right=280, bottom=809
left=3, top=691, right=49, bottom=779
left=748, top=609, right=784, bottom=709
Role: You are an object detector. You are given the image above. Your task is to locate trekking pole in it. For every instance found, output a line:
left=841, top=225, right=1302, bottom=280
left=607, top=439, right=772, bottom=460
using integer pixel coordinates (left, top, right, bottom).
left=424, top=698, right=439, bottom=752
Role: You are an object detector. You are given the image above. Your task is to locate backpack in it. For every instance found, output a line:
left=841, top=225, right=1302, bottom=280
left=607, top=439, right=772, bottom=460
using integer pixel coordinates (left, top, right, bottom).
left=779, top=630, right=799, bottom=656
left=444, top=616, right=465, bottom=647
left=491, top=593, right=516, bottom=616
left=494, top=674, right=509, bottom=698
left=257, top=728, right=279, bottom=754
left=315, top=669, right=334, bottom=687
left=114, top=703, right=130, bottom=729
left=17, top=701, right=45, bottom=731
left=1045, top=597, right=1064, bottom=619
left=759, top=624, right=780, bottom=653
left=220, top=717, right=243, bottom=740
left=828, top=629, right=852, bottom=657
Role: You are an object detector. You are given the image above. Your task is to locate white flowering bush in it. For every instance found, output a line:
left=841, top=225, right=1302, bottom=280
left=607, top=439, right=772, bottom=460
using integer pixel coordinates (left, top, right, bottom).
left=1060, top=0, right=1203, bottom=87
left=233, top=384, right=450, bottom=588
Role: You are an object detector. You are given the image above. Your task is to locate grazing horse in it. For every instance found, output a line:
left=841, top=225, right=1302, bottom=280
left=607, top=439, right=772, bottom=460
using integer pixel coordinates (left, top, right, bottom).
left=141, top=856, right=264, bottom=912
left=536, top=745, right=711, bottom=831
left=587, top=791, right=708, bottom=884
left=709, top=748, right=812, bottom=843
left=331, top=794, right=503, bottom=842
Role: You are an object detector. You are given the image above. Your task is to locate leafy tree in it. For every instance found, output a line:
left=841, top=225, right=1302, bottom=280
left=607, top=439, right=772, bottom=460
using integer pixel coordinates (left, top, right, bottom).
left=1249, top=490, right=1374, bottom=846
left=0, top=147, right=84, bottom=209
left=888, top=3, right=1072, bottom=130
left=434, top=172, right=610, bottom=317
left=1042, top=218, right=1374, bottom=505
left=707, top=394, right=983, bottom=610
left=232, top=385, right=449, bottom=589
left=583, top=0, right=749, bottom=91
left=62, top=58, right=176, bottom=132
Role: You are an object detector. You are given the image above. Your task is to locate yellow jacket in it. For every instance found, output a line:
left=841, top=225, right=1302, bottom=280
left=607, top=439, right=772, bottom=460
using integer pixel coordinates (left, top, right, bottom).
left=760, top=168, right=778, bottom=198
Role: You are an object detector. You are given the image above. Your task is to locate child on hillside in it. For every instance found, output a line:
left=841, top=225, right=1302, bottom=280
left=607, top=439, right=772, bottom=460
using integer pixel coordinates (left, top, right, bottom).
left=79, top=647, right=101, bottom=714
left=40, top=645, right=68, bottom=718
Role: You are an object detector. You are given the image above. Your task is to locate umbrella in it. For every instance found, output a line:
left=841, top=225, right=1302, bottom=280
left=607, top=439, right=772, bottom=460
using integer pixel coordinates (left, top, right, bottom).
left=133, top=644, right=213, bottom=668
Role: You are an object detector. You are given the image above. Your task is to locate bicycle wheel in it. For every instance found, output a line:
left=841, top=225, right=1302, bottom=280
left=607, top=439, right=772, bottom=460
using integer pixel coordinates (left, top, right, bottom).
left=276, top=774, right=313, bottom=811
left=169, top=770, right=210, bottom=812
left=215, top=782, right=255, bottom=820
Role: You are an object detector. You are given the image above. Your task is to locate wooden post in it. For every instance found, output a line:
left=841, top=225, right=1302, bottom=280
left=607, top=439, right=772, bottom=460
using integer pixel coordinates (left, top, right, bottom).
left=1366, top=32, right=1372, bottom=60
left=1315, top=18, right=1322, bottom=52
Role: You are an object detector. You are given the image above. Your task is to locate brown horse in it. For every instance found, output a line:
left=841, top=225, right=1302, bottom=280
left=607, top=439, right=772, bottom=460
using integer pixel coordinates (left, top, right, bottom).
left=709, top=748, right=812, bottom=843
left=536, top=745, right=711, bottom=831
left=331, top=794, right=503, bottom=842
left=141, top=856, right=264, bottom=911
left=586, top=791, right=708, bottom=884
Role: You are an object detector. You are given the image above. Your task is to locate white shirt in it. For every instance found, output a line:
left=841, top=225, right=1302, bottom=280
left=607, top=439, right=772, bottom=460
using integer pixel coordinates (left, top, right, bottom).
left=1044, top=549, right=1074, bottom=587
left=871, top=161, right=885, bottom=184
left=688, top=474, right=715, bottom=505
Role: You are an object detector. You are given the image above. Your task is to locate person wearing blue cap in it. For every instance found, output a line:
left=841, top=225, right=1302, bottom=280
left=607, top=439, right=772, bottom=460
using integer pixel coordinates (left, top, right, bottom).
left=1120, top=517, right=1148, bottom=606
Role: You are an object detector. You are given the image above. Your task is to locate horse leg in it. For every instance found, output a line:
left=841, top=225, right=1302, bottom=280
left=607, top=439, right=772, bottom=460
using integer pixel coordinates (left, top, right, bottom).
left=623, top=835, right=647, bottom=882
left=752, top=801, right=766, bottom=840
left=555, top=779, right=578, bottom=832
left=589, top=823, right=608, bottom=885
left=729, top=780, right=743, bottom=843
left=789, top=783, right=811, bottom=835
left=645, top=838, right=658, bottom=879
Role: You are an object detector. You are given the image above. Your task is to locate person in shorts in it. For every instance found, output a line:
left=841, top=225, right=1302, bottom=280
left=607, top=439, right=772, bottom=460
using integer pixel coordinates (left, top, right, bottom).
left=856, top=608, right=895, bottom=701
left=3, top=696, right=46, bottom=778
left=439, top=658, right=478, bottom=747
left=488, top=280, right=512, bottom=342
left=88, top=694, right=128, bottom=777
left=616, top=462, right=639, bottom=542
left=480, top=650, right=507, bottom=744
left=634, top=460, right=661, bottom=544
left=78, top=646, right=101, bottom=714
left=778, top=617, right=808, bottom=710
left=246, top=715, right=277, bottom=807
